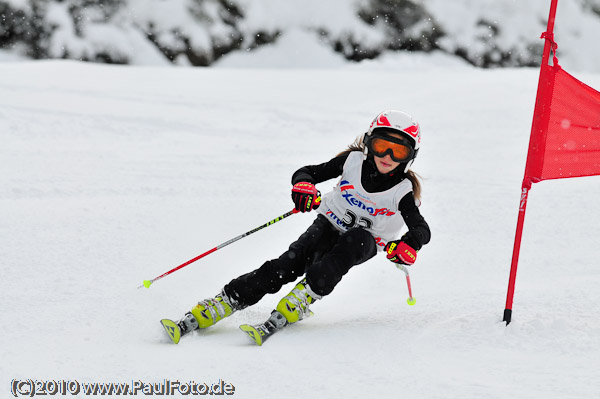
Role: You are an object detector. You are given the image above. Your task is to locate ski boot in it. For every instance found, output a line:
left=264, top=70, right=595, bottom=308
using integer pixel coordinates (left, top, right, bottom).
left=191, top=289, right=239, bottom=329
left=239, top=279, right=322, bottom=345
left=161, top=289, right=240, bottom=344
left=276, top=278, right=321, bottom=324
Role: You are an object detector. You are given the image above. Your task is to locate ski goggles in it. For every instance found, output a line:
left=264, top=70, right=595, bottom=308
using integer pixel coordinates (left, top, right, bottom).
left=367, top=135, right=414, bottom=162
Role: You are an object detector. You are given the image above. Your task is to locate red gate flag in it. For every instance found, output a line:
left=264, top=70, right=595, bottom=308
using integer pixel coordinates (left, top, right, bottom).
left=525, top=64, right=600, bottom=182
left=504, top=0, right=600, bottom=325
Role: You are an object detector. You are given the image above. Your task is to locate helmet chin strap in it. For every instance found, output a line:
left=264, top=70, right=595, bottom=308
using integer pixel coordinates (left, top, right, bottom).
left=403, top=159, right=415, bottom=173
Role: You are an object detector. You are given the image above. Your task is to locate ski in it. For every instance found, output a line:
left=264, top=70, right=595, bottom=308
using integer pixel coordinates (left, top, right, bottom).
left=162, top=311, right=308, bottom=346
left=239, top=311, right=290, bottom=346
left=239, top=321, right=281, bottom=346
left=160, top=319, right=182, bottom=344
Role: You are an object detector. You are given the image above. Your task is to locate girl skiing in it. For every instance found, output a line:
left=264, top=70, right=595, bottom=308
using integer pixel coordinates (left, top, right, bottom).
left=162, top=110, right=431, bottom=344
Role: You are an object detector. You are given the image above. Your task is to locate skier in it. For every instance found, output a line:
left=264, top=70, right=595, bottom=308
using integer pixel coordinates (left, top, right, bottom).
left=162, top=110, right=431, bottom=344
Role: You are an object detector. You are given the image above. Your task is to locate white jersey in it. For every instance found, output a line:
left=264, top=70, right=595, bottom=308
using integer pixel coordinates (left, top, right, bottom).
left=317, top=151, right=413, bottom=251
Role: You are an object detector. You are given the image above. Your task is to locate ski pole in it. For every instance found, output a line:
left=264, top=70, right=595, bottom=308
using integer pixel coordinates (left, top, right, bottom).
left=396, top=264, right=416, bottom=305
left=139, top=209, right=299, bottom=289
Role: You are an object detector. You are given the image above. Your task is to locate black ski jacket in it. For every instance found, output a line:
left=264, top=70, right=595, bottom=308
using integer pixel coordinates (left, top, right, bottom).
left=291, top=152, right=431, bottom=250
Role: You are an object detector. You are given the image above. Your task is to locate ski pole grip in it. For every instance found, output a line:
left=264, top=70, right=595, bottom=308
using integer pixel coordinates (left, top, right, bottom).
left=313, top=190, right=322, bottom=210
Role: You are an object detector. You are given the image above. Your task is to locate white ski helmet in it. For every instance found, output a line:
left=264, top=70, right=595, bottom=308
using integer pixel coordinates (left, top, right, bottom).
left=364, top=110, right=421, bottom=173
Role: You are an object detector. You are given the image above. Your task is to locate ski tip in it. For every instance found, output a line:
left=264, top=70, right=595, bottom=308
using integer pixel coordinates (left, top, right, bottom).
left=160, top=319, right=181, bottom=344
left=239, top=324, right=263, bottom=346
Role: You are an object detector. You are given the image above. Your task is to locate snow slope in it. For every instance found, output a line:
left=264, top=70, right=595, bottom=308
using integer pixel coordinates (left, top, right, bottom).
left=1, top=57, right=600, bottom=398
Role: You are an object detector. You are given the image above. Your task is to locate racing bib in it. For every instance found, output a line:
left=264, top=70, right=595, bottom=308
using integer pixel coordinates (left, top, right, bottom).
left=317, top=151, right=412, bottom=250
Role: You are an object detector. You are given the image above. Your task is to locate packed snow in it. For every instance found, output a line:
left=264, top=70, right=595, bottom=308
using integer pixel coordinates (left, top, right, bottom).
left=1, top=42, right=600, bottom=398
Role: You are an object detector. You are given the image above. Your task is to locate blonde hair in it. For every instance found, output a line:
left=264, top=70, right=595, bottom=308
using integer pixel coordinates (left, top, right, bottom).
left=337, top=134, right=422, bottom=200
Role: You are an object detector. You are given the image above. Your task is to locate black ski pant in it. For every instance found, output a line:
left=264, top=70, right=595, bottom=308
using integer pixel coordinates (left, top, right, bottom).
left=224, top=214, right=377, bottom=308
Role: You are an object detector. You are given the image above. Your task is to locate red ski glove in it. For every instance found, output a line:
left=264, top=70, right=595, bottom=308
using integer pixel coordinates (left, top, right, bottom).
left=384, top=240, right=417, bottom=265
left=291, top=182, right=321, bottom=213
